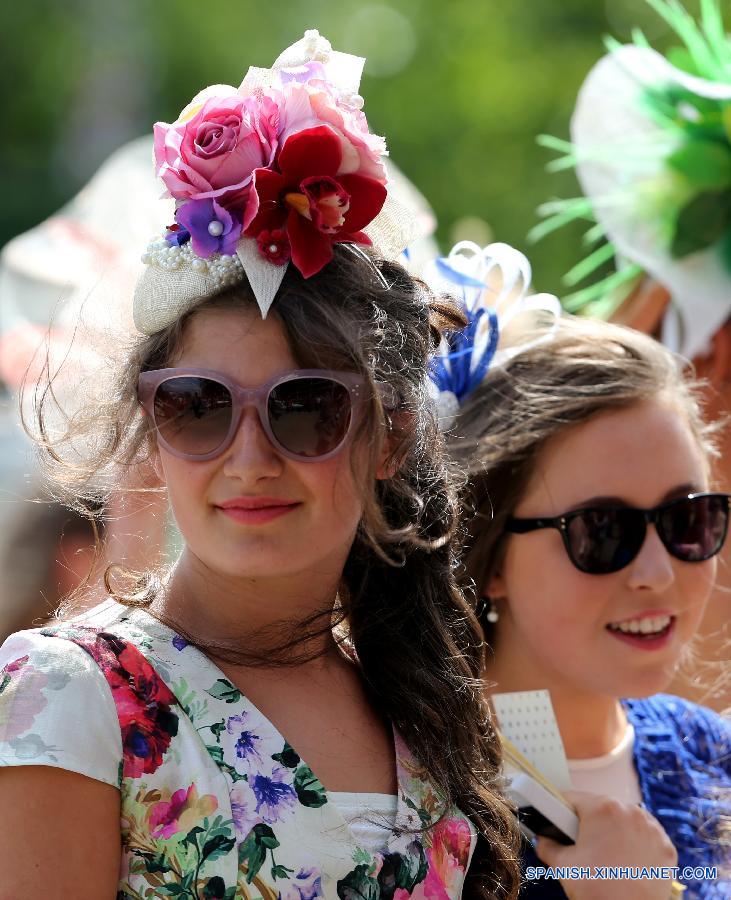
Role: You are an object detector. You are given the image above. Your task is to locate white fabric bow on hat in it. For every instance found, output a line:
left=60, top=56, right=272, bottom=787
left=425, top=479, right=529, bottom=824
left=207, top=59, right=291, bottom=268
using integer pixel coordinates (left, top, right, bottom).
left=423, top=241, right=561, bottom=430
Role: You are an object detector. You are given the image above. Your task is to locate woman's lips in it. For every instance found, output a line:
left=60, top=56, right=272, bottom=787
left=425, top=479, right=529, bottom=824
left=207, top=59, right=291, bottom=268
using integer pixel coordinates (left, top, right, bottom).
left=605, top=615, right=676, bottom=651
left=215, top=498, right=301, bottom=525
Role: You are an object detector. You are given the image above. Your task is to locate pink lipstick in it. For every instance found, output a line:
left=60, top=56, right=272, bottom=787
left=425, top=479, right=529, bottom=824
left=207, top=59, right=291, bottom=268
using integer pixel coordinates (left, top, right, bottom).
left=215, top=496, right=301, bottom=525
left=605, top=610, right=676, bottom=651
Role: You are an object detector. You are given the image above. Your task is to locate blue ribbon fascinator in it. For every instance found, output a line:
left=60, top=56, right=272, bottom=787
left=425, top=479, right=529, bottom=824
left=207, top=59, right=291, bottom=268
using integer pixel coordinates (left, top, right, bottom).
left=422, top=241, right=562, bottom=430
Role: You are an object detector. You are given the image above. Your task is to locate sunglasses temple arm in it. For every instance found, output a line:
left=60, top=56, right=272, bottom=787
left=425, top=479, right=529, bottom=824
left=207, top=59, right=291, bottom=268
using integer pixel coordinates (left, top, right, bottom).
left=505, top=516, right=562, bottom=534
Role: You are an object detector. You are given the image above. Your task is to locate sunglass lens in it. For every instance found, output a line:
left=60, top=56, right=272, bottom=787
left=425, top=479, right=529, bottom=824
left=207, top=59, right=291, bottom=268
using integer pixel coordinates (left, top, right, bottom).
left=565, top=508, right=645, bottom=574
left=153, top=377, right=233, bottom=457
left=268, top=378, right=352, bottom=458
left=659, top=495, right=729, bottom=562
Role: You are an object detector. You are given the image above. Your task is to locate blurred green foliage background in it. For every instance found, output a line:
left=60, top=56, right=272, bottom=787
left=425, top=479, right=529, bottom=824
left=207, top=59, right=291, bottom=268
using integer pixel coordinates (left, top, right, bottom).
left=0, top=0, right=703, bottom=294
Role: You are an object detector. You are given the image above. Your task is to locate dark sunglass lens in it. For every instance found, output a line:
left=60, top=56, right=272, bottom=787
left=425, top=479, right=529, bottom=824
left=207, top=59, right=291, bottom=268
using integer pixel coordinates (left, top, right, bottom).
left=565, top=508, right=645, bottom=574
left=268, top=378, right=352, bottom=458
left=659, top=496, right=729, bottom=562
left=153, top=377, right=233, bottom=456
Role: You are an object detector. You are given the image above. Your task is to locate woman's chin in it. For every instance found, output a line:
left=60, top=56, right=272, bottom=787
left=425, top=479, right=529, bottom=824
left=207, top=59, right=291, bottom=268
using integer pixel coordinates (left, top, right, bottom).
left=607, top=667, right=678, bottom=700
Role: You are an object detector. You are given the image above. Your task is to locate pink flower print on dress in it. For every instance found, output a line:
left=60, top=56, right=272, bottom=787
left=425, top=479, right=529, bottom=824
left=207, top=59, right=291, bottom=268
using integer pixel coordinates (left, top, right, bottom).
left=148, top=783, right=218, bottom=840
left=420, top=817, right=473, bottom=900
left=53, top=629, right=180, bottom=779
left=0, top=655, right=48, bottom=741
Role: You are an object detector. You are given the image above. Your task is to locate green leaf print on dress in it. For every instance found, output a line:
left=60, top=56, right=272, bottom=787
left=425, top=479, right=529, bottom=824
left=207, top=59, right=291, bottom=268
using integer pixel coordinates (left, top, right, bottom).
left=293, top=763, right=328, bottom=809
left=0, top=606, right=476, bottom=900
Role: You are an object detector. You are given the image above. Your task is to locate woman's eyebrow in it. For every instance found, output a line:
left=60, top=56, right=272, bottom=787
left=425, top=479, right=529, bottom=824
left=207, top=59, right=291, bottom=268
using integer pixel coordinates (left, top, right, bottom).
left=660, top=482, right=704, bottom=503
left=568, top=483, right=702, bottom=510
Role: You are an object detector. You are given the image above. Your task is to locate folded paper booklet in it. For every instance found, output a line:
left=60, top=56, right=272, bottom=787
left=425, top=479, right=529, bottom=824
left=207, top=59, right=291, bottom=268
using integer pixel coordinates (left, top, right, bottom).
left=492, top=689, right=572, bottom=790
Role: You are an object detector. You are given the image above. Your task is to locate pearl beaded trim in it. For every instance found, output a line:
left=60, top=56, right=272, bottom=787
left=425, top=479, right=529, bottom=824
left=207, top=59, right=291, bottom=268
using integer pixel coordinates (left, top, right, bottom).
left=303, top=29, right=331, bottom=63
left=141, top=236, right=245, bottom=291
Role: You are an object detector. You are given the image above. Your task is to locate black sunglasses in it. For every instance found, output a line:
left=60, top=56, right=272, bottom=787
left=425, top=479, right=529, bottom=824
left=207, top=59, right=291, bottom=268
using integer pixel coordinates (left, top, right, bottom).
left=505, top=493, right=731, bottom=575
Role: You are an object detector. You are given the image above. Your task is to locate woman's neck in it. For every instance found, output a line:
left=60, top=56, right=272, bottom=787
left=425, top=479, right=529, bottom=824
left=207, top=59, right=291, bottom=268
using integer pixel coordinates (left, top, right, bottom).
left=488, top=639, right=628, bottom=760
left=150, top=548, right=343, bottom=664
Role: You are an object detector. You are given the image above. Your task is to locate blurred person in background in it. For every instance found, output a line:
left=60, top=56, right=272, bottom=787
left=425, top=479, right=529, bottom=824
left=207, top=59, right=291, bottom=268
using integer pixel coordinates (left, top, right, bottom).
left=0, top=490, right=105, bottom=641
left=535, top=0, right=731, bottom=711
left=0, top=137, right=171, bottom=633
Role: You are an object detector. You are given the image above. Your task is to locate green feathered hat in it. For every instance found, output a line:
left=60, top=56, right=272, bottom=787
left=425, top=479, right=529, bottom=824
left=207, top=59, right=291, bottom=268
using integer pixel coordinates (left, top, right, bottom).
left=533, top=0, right=731, bottom=358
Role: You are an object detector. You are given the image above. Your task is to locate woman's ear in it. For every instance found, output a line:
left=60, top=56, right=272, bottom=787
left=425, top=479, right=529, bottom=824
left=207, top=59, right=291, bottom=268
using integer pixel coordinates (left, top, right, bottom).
left=375, top=411, right=412, bottom=480
left=485, top=568, right=507, bottom=600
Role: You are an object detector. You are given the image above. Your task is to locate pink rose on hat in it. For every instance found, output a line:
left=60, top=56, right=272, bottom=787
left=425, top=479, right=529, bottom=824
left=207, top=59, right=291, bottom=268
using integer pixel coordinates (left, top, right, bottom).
left=276, top=69, right=386, bottom=182
left=153, top=85, right=280, bottom=205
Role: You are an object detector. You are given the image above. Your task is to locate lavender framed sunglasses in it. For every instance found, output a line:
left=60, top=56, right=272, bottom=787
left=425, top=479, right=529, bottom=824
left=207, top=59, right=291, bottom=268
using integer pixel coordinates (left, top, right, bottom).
left=138, top=367, right=371, bottom=462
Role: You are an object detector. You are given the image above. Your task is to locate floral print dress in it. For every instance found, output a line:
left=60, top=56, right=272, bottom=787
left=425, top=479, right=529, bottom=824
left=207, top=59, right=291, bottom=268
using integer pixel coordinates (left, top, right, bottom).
left=0, top=600, right=476, bottom=899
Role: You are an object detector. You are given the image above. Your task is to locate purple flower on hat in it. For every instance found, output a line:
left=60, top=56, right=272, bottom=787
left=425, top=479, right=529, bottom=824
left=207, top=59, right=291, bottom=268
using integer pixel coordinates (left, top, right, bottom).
left=278, top=61, right=327, bottom=86
left=165, top=225, right=191, bottom=248
left=175, top=198, right=242, bottom=259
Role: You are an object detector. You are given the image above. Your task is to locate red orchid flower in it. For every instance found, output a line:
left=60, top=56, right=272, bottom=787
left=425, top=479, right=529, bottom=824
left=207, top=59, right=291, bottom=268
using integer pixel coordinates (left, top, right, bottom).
left=244, top=125, right=387, bottom=278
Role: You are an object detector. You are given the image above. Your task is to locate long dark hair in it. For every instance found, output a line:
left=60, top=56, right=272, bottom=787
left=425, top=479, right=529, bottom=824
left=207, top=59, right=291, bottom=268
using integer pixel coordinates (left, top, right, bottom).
left=28, top=245, right=521, bottom=900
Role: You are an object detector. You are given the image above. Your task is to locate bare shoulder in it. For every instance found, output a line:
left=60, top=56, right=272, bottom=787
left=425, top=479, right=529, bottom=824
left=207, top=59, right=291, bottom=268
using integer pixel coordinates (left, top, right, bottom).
left=0, top=766, right=121, bottom=900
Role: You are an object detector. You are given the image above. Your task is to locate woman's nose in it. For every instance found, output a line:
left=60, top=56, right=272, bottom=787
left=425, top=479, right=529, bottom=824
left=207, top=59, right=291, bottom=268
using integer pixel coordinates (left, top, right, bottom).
left=221, top=408, right=284, bottom=480
left=625, top=524, right=675, bottom=593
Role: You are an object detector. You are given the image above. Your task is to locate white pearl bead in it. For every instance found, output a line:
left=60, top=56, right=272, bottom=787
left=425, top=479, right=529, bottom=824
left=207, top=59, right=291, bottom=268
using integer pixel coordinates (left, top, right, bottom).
left=207, top=220, right=224, bottom=237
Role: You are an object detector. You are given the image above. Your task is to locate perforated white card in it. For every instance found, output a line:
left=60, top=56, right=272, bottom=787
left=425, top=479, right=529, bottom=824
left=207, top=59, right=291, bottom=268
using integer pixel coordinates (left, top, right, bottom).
left=492, top=689, right=572, bottom=791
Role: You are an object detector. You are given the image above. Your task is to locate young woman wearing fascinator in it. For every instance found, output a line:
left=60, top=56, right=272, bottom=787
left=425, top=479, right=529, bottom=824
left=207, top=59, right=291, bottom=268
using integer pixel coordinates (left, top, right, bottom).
left=0, top=33, right=521, bottom=899
left=534, top=0, right=731, bottom=711
left=428, top=242, right=730, bottom=899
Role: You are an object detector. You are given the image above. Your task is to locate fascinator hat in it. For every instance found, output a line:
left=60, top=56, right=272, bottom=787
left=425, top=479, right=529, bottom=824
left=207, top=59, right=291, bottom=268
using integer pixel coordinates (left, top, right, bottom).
left=534, top=0, right=731, bottom=359
left=133, top=30, right=417, bottom=334
left=423, top=241, right=561, bottom=430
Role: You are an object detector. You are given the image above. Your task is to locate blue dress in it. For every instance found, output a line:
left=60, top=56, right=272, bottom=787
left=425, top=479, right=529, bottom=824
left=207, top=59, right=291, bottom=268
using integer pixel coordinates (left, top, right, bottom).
left=519, top=694, right=731, bottom=899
